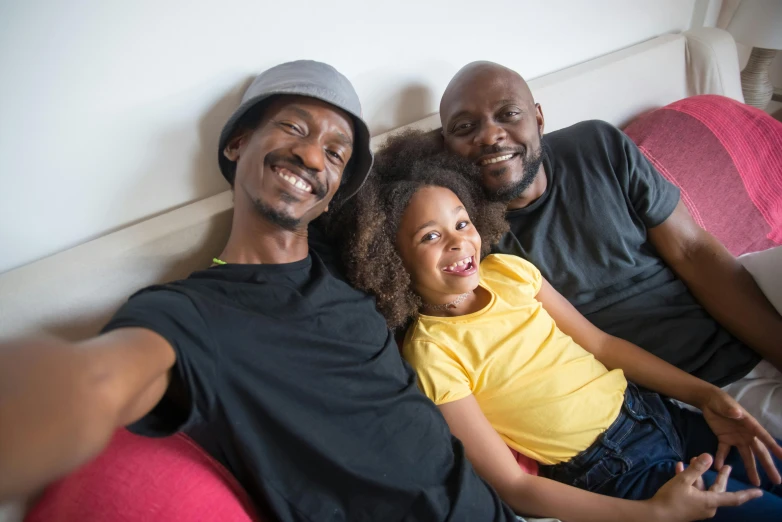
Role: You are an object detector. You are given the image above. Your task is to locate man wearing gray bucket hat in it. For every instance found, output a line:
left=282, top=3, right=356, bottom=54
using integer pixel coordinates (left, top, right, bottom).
left=0, top=61, right=520, bottom=522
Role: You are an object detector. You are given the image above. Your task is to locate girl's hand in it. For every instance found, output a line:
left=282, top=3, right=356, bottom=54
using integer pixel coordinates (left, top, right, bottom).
left=650, top=453, right=761, bottom=521
left=699, top=389, right=782, bottom=486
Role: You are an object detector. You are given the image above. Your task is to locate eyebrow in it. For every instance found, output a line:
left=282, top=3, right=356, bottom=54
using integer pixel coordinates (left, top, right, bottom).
left=290, top=106, right=313, bottom=121
left=412, top=206, right=465, bottom=234
left=334, top=132, right=353, bottom=149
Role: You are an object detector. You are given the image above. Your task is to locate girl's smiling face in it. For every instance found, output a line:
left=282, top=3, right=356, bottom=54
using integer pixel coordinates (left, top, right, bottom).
left=395, top=186, right=482, bottom=306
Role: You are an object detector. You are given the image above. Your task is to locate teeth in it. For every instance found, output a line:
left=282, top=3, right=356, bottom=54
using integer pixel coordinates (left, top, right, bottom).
left=277, top=171, right=311, bottom=192
left=480, top=154, right=514, bottom=166
left=443, top=256, right=473, bottom=272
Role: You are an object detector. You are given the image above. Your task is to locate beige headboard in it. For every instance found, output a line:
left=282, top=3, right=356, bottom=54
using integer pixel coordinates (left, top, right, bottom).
left=0, top=28, right=743, bottom=342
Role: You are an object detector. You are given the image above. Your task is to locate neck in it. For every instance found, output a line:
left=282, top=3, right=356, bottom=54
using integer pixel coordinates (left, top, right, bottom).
left=420, top=286, right=490, bottom=318
left=218, top=196, right=310, bottom=265
left=506, top=163, right=547, bottom=210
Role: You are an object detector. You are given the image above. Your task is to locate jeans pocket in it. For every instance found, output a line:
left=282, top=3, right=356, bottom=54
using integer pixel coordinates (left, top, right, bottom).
left=577, top=451, right=632, bottom=493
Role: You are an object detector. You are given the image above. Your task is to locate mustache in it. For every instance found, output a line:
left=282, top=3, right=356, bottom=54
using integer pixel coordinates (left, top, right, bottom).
left=265, top=151, right=328, bottom=199
left=476, top=144, right=526, bottom=159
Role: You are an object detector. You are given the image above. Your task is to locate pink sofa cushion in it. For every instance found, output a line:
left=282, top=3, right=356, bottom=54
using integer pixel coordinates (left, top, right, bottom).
left=25, top=427, right=538, bottom=521
left=624, top=95, right=782, bottom=255
left=26, top=429, right=262, bottom=522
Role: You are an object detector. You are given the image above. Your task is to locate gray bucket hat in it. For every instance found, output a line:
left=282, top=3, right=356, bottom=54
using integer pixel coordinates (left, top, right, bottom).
left=218, top=60, right=373, bottom=201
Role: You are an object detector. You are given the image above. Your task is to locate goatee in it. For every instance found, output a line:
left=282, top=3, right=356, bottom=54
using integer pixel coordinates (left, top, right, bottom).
left=483, top=145, right=545, bottom=203
left=252, top=198, right=301, bottom=231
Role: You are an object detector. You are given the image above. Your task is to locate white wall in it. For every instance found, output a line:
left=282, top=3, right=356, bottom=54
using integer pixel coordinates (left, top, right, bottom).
left=0, top=0, right=696, bottom=274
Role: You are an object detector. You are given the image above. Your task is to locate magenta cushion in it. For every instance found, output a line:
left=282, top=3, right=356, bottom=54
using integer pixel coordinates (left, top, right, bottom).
left=624, top=95, right=782, bottom=255
left=25, top=430, right=262, bottom=522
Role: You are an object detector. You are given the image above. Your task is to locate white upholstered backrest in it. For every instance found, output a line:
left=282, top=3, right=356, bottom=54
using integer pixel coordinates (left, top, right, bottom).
left=0, top=28, right=743, bottom=341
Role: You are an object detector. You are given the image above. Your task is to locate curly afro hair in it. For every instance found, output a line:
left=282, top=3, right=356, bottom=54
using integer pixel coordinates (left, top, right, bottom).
left=330, top=128, right=509, bottom=329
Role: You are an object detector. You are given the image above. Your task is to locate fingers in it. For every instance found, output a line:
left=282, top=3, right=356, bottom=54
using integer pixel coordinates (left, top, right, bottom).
left=755, top=425, right=782, bottom=462
left=676, top=453, right=712, bottom=486
left=704, top=488, right=763, bottom=508
left=714, top=442, right=730, bottom=470
left=752, top=437, right=782, bottom=485
left=675, top=461, right=684, bottom=474
left=708, top=464, right=731, bottom=493
left=737, top=444, right=760, bottom=487
left=739, top=413, right=782, bottom=462
left=691, top=457, right=706, bottom=490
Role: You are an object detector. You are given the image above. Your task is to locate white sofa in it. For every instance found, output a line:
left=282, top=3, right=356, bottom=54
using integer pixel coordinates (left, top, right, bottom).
left=3, top=27, right=775, bottom=522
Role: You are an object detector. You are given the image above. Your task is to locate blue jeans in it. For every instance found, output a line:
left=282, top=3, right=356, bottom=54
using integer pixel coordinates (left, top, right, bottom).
left=540, top=384, right=782, bottom=521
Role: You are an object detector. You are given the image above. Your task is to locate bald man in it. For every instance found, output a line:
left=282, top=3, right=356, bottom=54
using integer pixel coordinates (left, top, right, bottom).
left=439, top=61, right=782, bottom=438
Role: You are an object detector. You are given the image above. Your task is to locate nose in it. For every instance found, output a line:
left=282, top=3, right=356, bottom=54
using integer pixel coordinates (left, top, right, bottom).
left=291, top=137, right=326, bottom=173
left=446, top=233, right=465, bottom=251
left=474, top=120, right=505, bottom=147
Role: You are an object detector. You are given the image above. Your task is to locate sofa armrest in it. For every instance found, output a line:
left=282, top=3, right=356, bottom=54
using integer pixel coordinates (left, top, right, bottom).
left=740, top=246, right=782, bottom=315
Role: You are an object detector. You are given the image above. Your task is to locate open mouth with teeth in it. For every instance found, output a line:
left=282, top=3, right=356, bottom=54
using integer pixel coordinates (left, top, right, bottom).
left=274, top=166, right=313, bottom=193
left=478, top=153, right=517, bottom=167
left=442, top=255, right=477, bottom=275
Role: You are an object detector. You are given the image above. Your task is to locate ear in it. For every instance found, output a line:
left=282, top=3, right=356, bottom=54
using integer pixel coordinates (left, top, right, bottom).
left=535, top=103, right=545, bottom=136
left=324, top=204, right=329, bottom=212
left=223, top=130, right=252, bottom=162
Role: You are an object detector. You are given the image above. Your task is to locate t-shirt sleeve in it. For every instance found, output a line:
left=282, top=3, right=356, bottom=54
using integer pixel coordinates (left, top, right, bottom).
left=482, top=254, right=543, bottom=297
left=101, top=286, right=218, bottom=437
left=608, top=123, right=680, bottom=228
left=402, top=340, right=472, bottom=405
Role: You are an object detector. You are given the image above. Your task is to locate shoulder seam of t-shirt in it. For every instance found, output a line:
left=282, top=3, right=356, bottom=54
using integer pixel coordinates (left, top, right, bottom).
left=485, top=254, right=541, bottom=290
left=617, top=124, right=682, bottom=228
left=108, top=286, right=223, bottom=404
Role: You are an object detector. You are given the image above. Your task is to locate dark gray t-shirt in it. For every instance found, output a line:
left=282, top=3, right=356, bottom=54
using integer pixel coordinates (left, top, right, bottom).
left=493, top=120, right=760, bottom=387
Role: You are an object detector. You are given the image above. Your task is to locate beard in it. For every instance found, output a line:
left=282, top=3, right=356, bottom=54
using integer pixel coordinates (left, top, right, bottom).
left=483, top=144, right=545, bottom=203
left=251, top=197, right=301, bottom=231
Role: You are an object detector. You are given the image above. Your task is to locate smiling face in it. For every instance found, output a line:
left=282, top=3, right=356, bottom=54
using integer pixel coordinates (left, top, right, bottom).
left=440, top=62, right=545, bottom=203
left=224, top=95, right=355, bottom=231
left=395, top=186, right=482, bottom=306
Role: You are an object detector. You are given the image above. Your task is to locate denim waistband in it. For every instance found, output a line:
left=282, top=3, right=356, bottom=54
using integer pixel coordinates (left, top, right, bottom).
left=545, top=383, right=684, bottom=474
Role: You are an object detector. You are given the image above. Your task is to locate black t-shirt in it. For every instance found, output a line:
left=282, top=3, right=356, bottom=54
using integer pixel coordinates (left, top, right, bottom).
left=103, top=236, right=515, bottom=522
left=493, top=120, right=760, bottom=387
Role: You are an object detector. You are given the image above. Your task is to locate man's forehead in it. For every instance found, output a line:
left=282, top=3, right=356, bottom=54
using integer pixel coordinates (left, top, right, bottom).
left=440, top=62, right=532, bottom=119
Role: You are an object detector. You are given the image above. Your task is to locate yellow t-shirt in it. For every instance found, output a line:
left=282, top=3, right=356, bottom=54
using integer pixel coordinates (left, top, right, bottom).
left=402, top=254, right=627, bottom=465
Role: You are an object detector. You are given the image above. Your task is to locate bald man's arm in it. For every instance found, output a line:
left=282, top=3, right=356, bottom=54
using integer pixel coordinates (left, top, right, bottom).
left=649, top=201, right=782, bottom=371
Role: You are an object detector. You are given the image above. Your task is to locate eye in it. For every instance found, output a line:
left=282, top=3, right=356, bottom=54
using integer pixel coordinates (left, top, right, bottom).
left=326, top=149, right=344, bottom=163
left=456, top=220, right=470, bottom=230
left=421, top=231, right=440, bottom=242
left=498, top=107, right=522, bottom=121
left=451, top=122, right=474, bottom=135
left=278, top=121, right=303, bottom=134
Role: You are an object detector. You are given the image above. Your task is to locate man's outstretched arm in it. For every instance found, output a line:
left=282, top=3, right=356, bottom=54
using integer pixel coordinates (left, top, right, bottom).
left=648, top=200, right=782, bottom=371
left=0, top=328, right=175, bottom=502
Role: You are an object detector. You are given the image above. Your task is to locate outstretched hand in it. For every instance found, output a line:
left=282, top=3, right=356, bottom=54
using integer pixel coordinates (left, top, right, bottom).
left=700, top=389, right=782, bottom=486
left=651, top=453, right=761, bottom=521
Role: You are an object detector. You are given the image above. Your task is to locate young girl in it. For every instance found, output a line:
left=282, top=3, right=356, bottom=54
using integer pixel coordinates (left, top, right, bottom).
left=335, top=130, right=782, bottom=522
